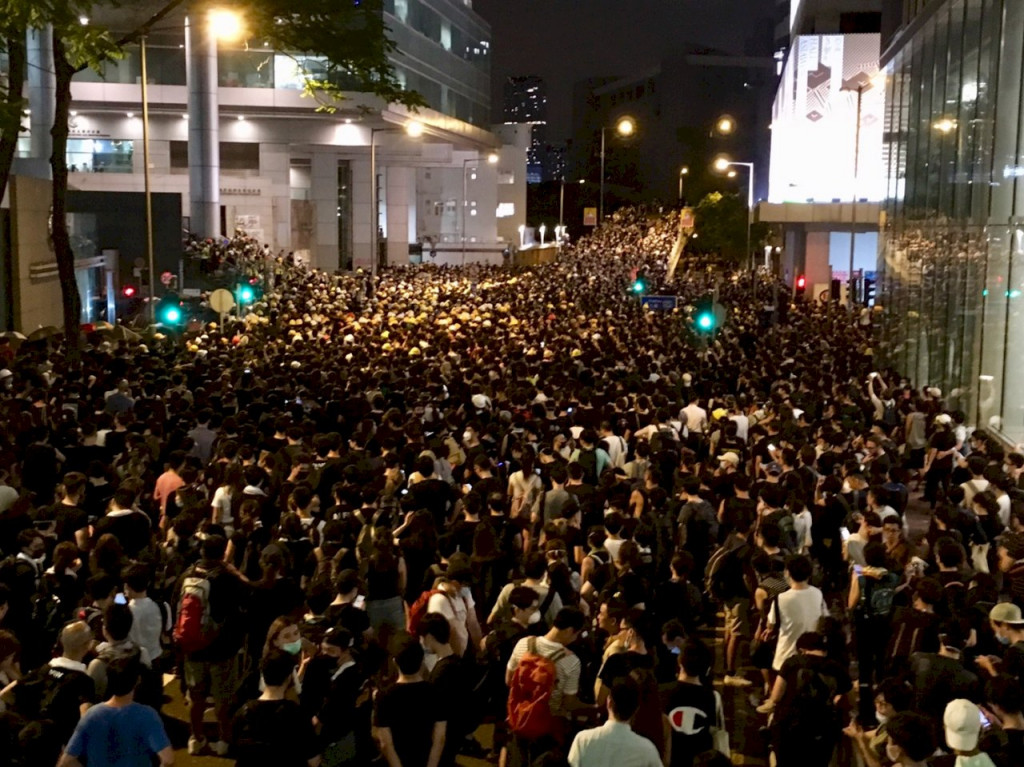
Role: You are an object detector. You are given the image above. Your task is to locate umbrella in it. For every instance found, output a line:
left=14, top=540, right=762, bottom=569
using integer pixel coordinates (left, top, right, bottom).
left=96, top=324, right=142, bottom=342
left=27, top=326, right=62, bottom=342
left=0, top=331, right=26, bottom=349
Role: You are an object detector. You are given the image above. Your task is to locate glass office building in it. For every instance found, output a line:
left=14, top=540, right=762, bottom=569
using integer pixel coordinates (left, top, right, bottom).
left=878, top=0, right=1024, bottom=440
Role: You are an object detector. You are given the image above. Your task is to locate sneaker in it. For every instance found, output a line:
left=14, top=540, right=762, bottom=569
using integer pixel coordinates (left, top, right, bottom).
left=724, top=674, right=753, bottom=687
left=211, top=740, right=230, bottom=757
left=756, top=700, right=776, bottom=714
left=187, top=737, right=207, bottom=755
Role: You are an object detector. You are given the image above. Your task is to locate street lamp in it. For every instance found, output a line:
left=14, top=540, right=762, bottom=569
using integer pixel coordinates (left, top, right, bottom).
left=140, top=8, right=244, bottom=321
left=599, top=116, right=636, bottom=223
left=714, top=155, right=756, bottom=295
left=370, top=121, right=423, bottom=277
left=715, top=115, right=735, bottom=136
left=678, top=166, right=689, bottom=206
left=460, top=152, right=499, bottom=266
left=840, top=73, right=885, bottom=308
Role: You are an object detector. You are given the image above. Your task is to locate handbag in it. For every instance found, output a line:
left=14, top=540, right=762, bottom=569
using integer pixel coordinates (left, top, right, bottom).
left=712, top=690, right=731, bottom=757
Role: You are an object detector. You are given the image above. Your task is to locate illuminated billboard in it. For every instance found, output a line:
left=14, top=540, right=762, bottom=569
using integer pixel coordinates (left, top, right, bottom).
left=768, top=34, right=884, bottom=204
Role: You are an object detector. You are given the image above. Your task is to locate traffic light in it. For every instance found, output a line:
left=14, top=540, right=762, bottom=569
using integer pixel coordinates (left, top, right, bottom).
left=631, top=275, right=646, bottom=294
left=696, top=310, right=715, bottom=331
left=122, top=284, right=137, bottom=298
left=238, top=284, right=255, bottom=304
left=864, top=277, right=876, bottom=306
left=795, top=274, right=806, bottom=299
left=156, top=293, right=183, bottom=326
left=694, top=295, right=716, bottom=333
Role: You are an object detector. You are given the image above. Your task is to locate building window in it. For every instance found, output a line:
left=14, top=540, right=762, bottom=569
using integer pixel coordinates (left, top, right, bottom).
left=220, top=143, right=260, bottom=171
left=67, top=139, right=133, bottom=173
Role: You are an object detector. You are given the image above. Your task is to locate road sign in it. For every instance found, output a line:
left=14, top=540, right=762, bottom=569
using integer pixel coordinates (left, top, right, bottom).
left=641, top=295, right=677, bottom=311
left=209, top=288, right=236, bottom=314
left=583, top=207, right=598, bottom=226
left=680, top=207, right=695, bottom=232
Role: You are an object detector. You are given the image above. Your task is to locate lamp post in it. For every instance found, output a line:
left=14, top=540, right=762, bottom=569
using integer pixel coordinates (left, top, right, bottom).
left=678, top=166, right=689, bottom=206
left=460, top=152, right=498, bottom=266
left=140, top=36, right=155, bottom=320
left=841, top=74, right=884, bottom=308
left=599, top=116, right=636, bottom=223
left=370, top=121, right=422, bottom=277
left=714, top=156, right=756, bottom=298
left=558, top=178, right=584, bottom=250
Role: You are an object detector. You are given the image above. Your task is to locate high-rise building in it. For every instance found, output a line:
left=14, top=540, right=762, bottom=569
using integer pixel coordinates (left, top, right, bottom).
left=877, top=0, right=1024, bottom=439
left=2, top=0, right=527, bottom=331
left=759, top=0, right=883, bottom=305
left=503, top=76, right=550, bottom=183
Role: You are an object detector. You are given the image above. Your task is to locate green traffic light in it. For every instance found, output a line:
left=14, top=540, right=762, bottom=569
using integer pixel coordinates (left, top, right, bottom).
left=696, top=312, right=714, bottom=331
left=632, top=281, right=645, bottom=294
left=163, top=306, right=182, bottom=324
left=239, top=285, right=255, bottom=303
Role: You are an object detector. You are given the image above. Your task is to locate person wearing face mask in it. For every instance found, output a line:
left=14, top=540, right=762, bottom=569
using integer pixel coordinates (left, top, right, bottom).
left=843, top=678, right=915, bottom=767
left=879, top=711, right=935, bottom=767
left=976, top=603, right=1024, bottom=681
left=260, top=616, right=313, bottom=700
left=301, top=628, right=368, bottom=767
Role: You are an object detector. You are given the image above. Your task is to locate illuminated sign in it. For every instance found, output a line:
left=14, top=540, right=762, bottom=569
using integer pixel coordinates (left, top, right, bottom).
left=768, top=34, right=884, bottom=204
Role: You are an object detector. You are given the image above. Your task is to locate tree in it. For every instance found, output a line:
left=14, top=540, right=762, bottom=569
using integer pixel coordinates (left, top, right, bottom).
left=10, top=0, right=423, bottom=364
left=691, top=191, right=770, bottom=263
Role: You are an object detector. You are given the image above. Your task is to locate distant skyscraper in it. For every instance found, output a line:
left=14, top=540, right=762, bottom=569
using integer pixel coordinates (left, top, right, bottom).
left=504, top=75, right=550, bottom=183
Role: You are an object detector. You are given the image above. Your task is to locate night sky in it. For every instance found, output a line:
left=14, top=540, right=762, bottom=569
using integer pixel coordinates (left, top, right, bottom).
left=473, top=0, right=777, bottom=140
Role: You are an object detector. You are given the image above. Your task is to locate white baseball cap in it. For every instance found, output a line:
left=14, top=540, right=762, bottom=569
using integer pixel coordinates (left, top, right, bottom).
left=943, top=699, right=982, bottom=752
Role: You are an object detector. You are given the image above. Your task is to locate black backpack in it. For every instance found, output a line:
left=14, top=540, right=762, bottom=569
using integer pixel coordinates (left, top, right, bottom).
left=856, top=573, right=900, bottom=620
left=576, top=448, right=599, bottom=485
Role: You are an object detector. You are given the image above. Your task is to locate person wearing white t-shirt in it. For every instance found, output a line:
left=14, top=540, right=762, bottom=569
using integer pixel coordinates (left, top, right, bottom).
left=123, top=564, right=167, bottom=667
left=426, top=567, right=480, bottom=658
left=767, top=554, right=828, bottom=672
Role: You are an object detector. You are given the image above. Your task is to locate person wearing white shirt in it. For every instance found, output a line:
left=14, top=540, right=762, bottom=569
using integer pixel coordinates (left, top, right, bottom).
left=568, top=678, right=661, bottom=767
left=768, top=554, right=828, bottom=672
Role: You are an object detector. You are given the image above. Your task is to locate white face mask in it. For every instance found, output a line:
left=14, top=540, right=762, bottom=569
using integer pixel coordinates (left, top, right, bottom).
left=463, top=431, right=473, bottom=443
left=875, top=710, right=889, bottom=725
left=528, top=610, right=542, bottom=625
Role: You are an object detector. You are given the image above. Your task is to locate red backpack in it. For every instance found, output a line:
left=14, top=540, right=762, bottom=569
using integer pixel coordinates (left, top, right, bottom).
left=507, top=637, right=568, bottom=740
left=407, top=589, right=450, bottom=636
left=173, top=566, right=219, bottom=654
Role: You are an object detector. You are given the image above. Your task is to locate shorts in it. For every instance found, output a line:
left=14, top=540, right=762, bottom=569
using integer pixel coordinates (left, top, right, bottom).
left=723, top=598, right=751, bottom=638
left=183, top=656, right=237, bottom=702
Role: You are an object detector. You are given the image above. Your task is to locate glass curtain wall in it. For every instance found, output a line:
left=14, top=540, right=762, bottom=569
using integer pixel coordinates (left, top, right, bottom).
left=879, top=0, right=1024, bottom=440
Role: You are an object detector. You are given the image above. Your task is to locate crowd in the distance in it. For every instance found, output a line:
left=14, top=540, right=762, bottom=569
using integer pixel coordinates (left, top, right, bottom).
left=0, top=207, right=1022, bottom=767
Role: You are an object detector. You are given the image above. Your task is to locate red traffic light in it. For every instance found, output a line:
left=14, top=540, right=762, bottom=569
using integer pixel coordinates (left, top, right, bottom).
left=122, top=285, right=137, bottom=298
left=796, top=275, right=806, bottom=289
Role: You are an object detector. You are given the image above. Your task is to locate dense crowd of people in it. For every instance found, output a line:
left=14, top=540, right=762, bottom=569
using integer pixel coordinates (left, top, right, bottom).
left=0, top=207, right=1022, bottom=767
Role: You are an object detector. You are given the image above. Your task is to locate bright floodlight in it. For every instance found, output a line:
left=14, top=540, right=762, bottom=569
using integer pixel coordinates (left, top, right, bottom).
left=209, top=8, right=244, bottom=41
left=405, top=121, right=425, bottom=138
left=487, top=153, right=499, bottom=164
left=616, top=117, right=636, bottom=137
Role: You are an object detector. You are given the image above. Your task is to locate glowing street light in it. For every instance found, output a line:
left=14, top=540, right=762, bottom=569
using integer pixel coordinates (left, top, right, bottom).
left=487, top=152, right=499, bottom=164
left=715, top=115, right=735, bottom=135
left=678, top=166, right=689, bottom=205
left=600, top=115, right=638, bottom=222
left=405, top=121, right=425, bottom=138
left=209, top=8, right=244, bottom=41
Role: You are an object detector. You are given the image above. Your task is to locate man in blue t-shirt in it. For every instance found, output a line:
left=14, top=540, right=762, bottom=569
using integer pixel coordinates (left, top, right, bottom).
left=60, top=656, right=172, bottom=767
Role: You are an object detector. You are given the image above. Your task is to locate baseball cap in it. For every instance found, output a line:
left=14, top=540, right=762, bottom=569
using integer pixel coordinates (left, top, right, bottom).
left=934, top=413, right=952, bottom=425
left=989, top=602, right=1024, bottom=625
left=944, top=699, right=982, bottom=752
left=718, top=451, right=740, bottom=467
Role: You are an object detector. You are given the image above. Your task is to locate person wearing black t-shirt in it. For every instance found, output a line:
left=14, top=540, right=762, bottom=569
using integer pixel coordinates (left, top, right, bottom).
left=374, top=638, right=446, bottom=767
left=420, top=614, right=473, bottom=766
left=301, top=628, right=369, bottom=766
left=92, top=486, right=152, bottom=559
left=662, top=640, right=717, bottom=767
left=35, top=472, right=89, bottom=548
left=981, top=675, right=1024, bottom=767
left=232, top=651, right=320, bottom=767
left=323, top=570, right=371, bottom=644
